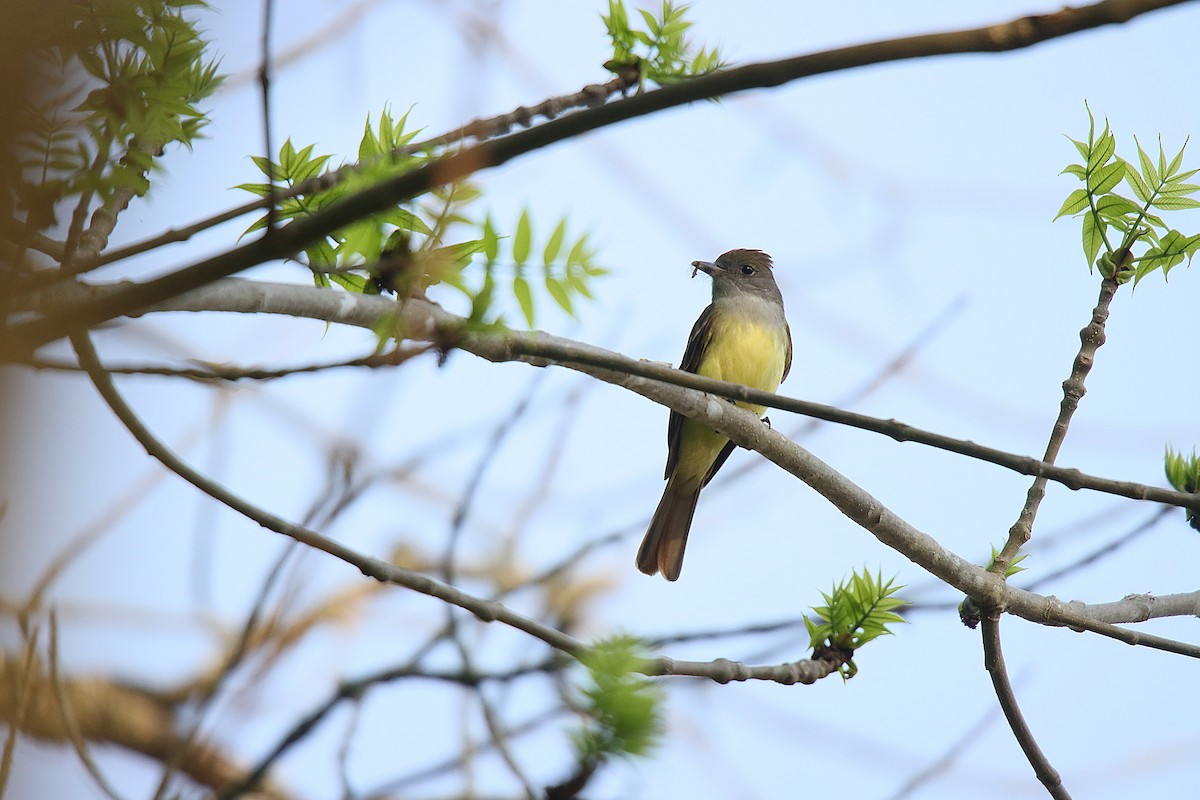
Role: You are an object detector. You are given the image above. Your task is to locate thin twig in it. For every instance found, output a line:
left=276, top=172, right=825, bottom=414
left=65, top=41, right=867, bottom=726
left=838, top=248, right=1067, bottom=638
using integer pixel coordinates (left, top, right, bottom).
left=48, top=611, right=128, bottom=800
left=334, top=698, right=363, bottom=800
left=442, top=372, right=545, bottom=583
left=885, top=694, right=1005, bottom=800
left=981, top=615, right=1072, bottom=799
left=363, top=706, right=567, bottom=797
left=71, top=331, right=582, bottom=650
left=25, top=344, right=433, bottom=382
left=994, top=278, right=1120, bottom=574
left=220, top=656, right=557, bottom=800
left=472, top=686, right=539, bottom=799
left=436, top=374, right=547, bottom=800
left=260, top=0, right=278, bottom=233
left=0, top=623, right=42, bottom=793
left=1020, top=506, right=1171, bottom=592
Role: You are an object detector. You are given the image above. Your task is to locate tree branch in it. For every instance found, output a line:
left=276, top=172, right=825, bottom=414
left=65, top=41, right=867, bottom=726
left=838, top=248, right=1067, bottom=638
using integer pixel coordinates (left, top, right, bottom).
left=82, top=67, right=642, bottom=274
left=6, top=0, right=1192, bottom=356
left=57, top=281, right=1200, bottom=658
left=0, top=647, right=294, bottom=800
left=995, top=278, right=1119, bottom=574
left=35, top=277, right=1196, bottom=515
left=981, top=615, right=1072, bottom=799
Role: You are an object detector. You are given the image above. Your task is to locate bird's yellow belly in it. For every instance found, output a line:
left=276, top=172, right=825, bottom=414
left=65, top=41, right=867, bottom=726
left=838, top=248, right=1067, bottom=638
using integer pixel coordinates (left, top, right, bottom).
left=695, top=316, right=788, bottom=416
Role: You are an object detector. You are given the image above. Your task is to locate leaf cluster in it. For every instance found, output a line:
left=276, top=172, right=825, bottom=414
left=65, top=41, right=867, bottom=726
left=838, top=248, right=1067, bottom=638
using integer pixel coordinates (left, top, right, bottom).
left=238, top=109, right=606, bottom=330
left=13, top=0, right=221, bottom=235
left=570, top=635, right=664, bottom=765
left=237, top=111, right=436, bottom=291
left=601, top=1, right=724, bottom=89
left=1164, top=446, right=1200, bottom=530
left=804, top=569, right=907, bottom=680
left=1056, top=104, right=1200, bottom=285
left=479, top=209, right=606, bottom=328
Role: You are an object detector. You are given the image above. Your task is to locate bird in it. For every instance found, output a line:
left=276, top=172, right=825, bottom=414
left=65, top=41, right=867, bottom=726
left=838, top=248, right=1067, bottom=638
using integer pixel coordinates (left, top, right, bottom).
left=637, top=249, right=792, bottom=581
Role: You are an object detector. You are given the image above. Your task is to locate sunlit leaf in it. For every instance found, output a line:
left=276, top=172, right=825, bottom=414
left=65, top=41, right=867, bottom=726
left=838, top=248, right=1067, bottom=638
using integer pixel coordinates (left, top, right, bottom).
left=513, top=275, right=534, bottom=326
left=513, top=209, right=532, bottom=265
left=543, top=218, right=567, bottom=265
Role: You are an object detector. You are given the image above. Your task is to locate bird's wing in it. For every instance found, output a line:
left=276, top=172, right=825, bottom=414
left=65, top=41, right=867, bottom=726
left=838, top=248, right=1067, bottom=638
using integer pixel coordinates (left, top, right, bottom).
left=664, top=303, right=716, bottom=479
left=782, top=320, right=793, bottom=382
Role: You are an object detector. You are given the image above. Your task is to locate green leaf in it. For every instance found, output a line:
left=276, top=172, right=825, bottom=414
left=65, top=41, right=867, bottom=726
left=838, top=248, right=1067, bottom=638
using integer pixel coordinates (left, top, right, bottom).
left=469, top=267, right=496, bottom=323
left=1086, top=123, right=1115, bottom=172
left=305, top=239, right=337, bottom=269
left=1066, top=136, right=1090, bottom=162
left=1151, top=196, right=1200, bottom=211
left=382, top=207, right=434, bottom=237
left=543, top=218, right=567, bottom=265
left=567, top=233, right=591, bottom=268
left=1059, top=163, right=1086, bottom=180
left=234, top=182, right=273, bottom=198
left=571, top=636, right=664, bottom=763
left=984, top=546, right=1029, bottom=579
left=250, top=154, right=275, bottom=179
left=1082, top=210, right=1104, bottom=268
left=359, top=115, right=380, bottom=161
left=513, top=209, right=532, bottom=265
left=545, top=275, right=575, bottom=315
left=1088, top=160, right=1125, bottom=195
left=433, top=239, right=487, bottom=271
left=1165, top=137, right=1190, bottom=178
left=1121, top=159, right=1152, bottom=203
left=1170, top=167, right=1200, bottom=184
left=1158, top=183, right=1200, bottom=197
left=1164, top=445, right=1200, bottom=499
left=806, top=568, right=908, bottom=679
left=328, top=271, right=370, bottom=293
left=1054, top=188, right=1090, bottom=220
left=1094, top=194, right=1141, bottom=220
left=340, top=219, right=384, bottom=261
left=290, top=151, right=331, bottom=184
left=513, top=275, right=535, bottom=326
left=567, top=273, right=595, bottom=299
left=482, top=214, right=500, bottom=263
left=638, top=8, right=660, bottom=36
left=1136, top=137, right=1160, bottom=187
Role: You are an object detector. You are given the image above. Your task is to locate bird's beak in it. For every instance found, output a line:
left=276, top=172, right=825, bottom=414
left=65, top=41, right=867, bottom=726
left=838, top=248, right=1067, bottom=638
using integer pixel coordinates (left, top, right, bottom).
left=690, top=260, right=717, bottom=278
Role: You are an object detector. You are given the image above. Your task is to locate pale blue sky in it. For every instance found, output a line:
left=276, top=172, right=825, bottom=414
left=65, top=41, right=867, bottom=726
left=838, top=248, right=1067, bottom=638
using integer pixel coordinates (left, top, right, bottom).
left=4, top=1, right=1199, bottom=798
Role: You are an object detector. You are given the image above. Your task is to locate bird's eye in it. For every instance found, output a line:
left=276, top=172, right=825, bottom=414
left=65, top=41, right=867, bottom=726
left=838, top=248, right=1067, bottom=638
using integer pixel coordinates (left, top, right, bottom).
left=741, top=264, right=755, bottom=275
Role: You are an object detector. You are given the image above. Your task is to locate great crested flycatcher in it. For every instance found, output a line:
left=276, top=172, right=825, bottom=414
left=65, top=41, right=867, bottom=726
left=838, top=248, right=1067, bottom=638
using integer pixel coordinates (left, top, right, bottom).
left=636, top=249, right=792, bottom=581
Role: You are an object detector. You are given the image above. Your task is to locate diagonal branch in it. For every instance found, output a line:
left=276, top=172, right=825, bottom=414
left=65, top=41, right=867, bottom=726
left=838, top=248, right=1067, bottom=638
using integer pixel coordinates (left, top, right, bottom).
left=83, top=66, right=642, bottom=274
left=34, top=278, right=1197, bottom=516
left=994, top=278, right=1120, bottom=574
left=6, top=0, right=1192, bottom=356
left=60, top=286, right=1200, bottom=658
left=981, top=615, right=1072, bottom=799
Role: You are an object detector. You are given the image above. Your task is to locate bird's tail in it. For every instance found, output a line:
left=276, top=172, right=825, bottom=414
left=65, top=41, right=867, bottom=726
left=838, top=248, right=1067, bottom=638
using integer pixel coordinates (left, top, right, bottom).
left=636, top=477, right=701, bottom=581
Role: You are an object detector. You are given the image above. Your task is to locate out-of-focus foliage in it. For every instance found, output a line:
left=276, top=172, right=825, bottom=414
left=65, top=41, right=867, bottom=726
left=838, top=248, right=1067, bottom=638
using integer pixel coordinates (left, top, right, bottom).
left=602, top=0, right=724, bottom=89
left=11, top=0, right=221, bottom=238
left=571, top=635, right=664, bottom=764
left=1164, top=446, right=1200, bottom=530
